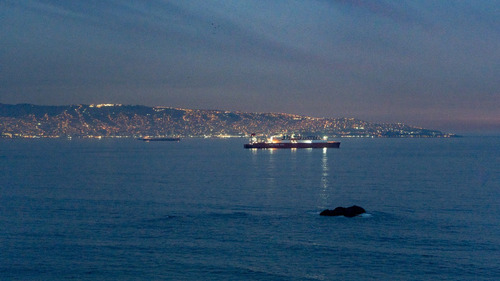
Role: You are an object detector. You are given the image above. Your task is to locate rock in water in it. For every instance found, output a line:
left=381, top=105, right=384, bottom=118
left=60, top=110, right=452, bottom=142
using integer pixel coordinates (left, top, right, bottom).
left=320, top=207, right=345, bottom=216
left=320, top=205, right=366, bottom=217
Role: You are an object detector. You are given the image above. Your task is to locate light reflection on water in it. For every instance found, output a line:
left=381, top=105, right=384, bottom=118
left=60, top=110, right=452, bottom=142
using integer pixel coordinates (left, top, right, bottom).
left=1, top=138, right=498, bottom=280
left=247, top=146, right=337, bottom=211
left=319, top=147, right=330, bottom=209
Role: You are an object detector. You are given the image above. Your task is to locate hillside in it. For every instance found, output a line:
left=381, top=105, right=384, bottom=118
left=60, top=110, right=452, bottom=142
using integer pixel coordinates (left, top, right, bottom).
left=0, top=103, right=454, bottom=138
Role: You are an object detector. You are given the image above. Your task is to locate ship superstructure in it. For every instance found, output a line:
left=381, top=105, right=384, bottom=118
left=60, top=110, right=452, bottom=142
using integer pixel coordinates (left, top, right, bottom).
left=244, top=134, right=340, bottom=149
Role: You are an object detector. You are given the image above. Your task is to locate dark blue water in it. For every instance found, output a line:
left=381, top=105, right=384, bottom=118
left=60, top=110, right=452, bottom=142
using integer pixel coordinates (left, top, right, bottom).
left=1, top=137, right=499, bottom=280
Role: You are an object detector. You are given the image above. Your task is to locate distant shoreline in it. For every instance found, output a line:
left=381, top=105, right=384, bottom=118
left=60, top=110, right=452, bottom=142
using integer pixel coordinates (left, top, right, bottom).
left=0, top=103, right=458, bottom=138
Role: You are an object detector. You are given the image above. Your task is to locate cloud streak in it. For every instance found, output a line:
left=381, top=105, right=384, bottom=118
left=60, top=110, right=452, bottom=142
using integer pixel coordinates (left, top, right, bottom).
left=1, top=0, right=498, bottom=133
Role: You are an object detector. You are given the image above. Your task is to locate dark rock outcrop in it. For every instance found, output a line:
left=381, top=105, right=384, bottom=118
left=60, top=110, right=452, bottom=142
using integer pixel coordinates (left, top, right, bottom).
left=320, top=205, right=366, bottom=217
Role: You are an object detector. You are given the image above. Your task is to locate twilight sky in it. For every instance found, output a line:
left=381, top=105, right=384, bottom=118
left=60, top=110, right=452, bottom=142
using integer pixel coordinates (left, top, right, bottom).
left=1, top=0, right=499, bottom=134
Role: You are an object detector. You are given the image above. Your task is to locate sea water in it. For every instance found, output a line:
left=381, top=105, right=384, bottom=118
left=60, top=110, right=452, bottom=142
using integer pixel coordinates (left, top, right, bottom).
left=0, top=137, right=499, bottom=280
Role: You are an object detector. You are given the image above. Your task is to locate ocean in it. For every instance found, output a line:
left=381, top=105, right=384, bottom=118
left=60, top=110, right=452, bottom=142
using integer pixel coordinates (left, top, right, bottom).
left=0, top=137, right=499, bottom=280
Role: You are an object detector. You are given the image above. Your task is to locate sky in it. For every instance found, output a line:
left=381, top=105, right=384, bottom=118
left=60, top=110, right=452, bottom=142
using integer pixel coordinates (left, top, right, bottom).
left=1, top=0, right=499, bottom=134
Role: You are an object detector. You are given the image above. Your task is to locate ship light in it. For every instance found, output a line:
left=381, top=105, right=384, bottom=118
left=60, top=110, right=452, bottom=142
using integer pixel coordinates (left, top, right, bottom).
left=323, top=136, right=328, bottom=140
left=271, top=136, right=280, bottom=143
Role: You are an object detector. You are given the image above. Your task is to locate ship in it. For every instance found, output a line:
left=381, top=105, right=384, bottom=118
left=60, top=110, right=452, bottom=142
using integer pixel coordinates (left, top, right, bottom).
left=138, top=136, right=181, bottom=142
left=244, top=134, right=340, bottom=149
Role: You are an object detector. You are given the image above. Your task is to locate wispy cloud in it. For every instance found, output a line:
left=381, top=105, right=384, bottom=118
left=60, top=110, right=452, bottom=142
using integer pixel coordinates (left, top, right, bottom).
left=1, top=0, right=498, bottom=132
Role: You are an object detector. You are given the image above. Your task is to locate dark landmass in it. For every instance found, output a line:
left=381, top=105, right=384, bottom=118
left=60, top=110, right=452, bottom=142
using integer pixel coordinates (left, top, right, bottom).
left=0, top=103, right=456, bottom=138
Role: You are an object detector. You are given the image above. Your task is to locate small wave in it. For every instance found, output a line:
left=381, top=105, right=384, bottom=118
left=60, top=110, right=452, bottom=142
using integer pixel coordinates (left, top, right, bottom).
left=359, top=213, right=372, bottom=218
left=209, top=211, right=250, bottom=218
left=142, top=215, right=177, bottom=223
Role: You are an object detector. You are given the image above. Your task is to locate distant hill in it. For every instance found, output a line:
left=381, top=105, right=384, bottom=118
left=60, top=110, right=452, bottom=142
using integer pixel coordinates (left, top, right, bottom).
left=0, top=103, right=455, bottom=138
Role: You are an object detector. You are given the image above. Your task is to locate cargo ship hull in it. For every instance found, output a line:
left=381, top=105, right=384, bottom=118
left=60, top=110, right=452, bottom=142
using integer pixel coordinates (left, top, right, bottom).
left=244, top=141, right=340, bottom=149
